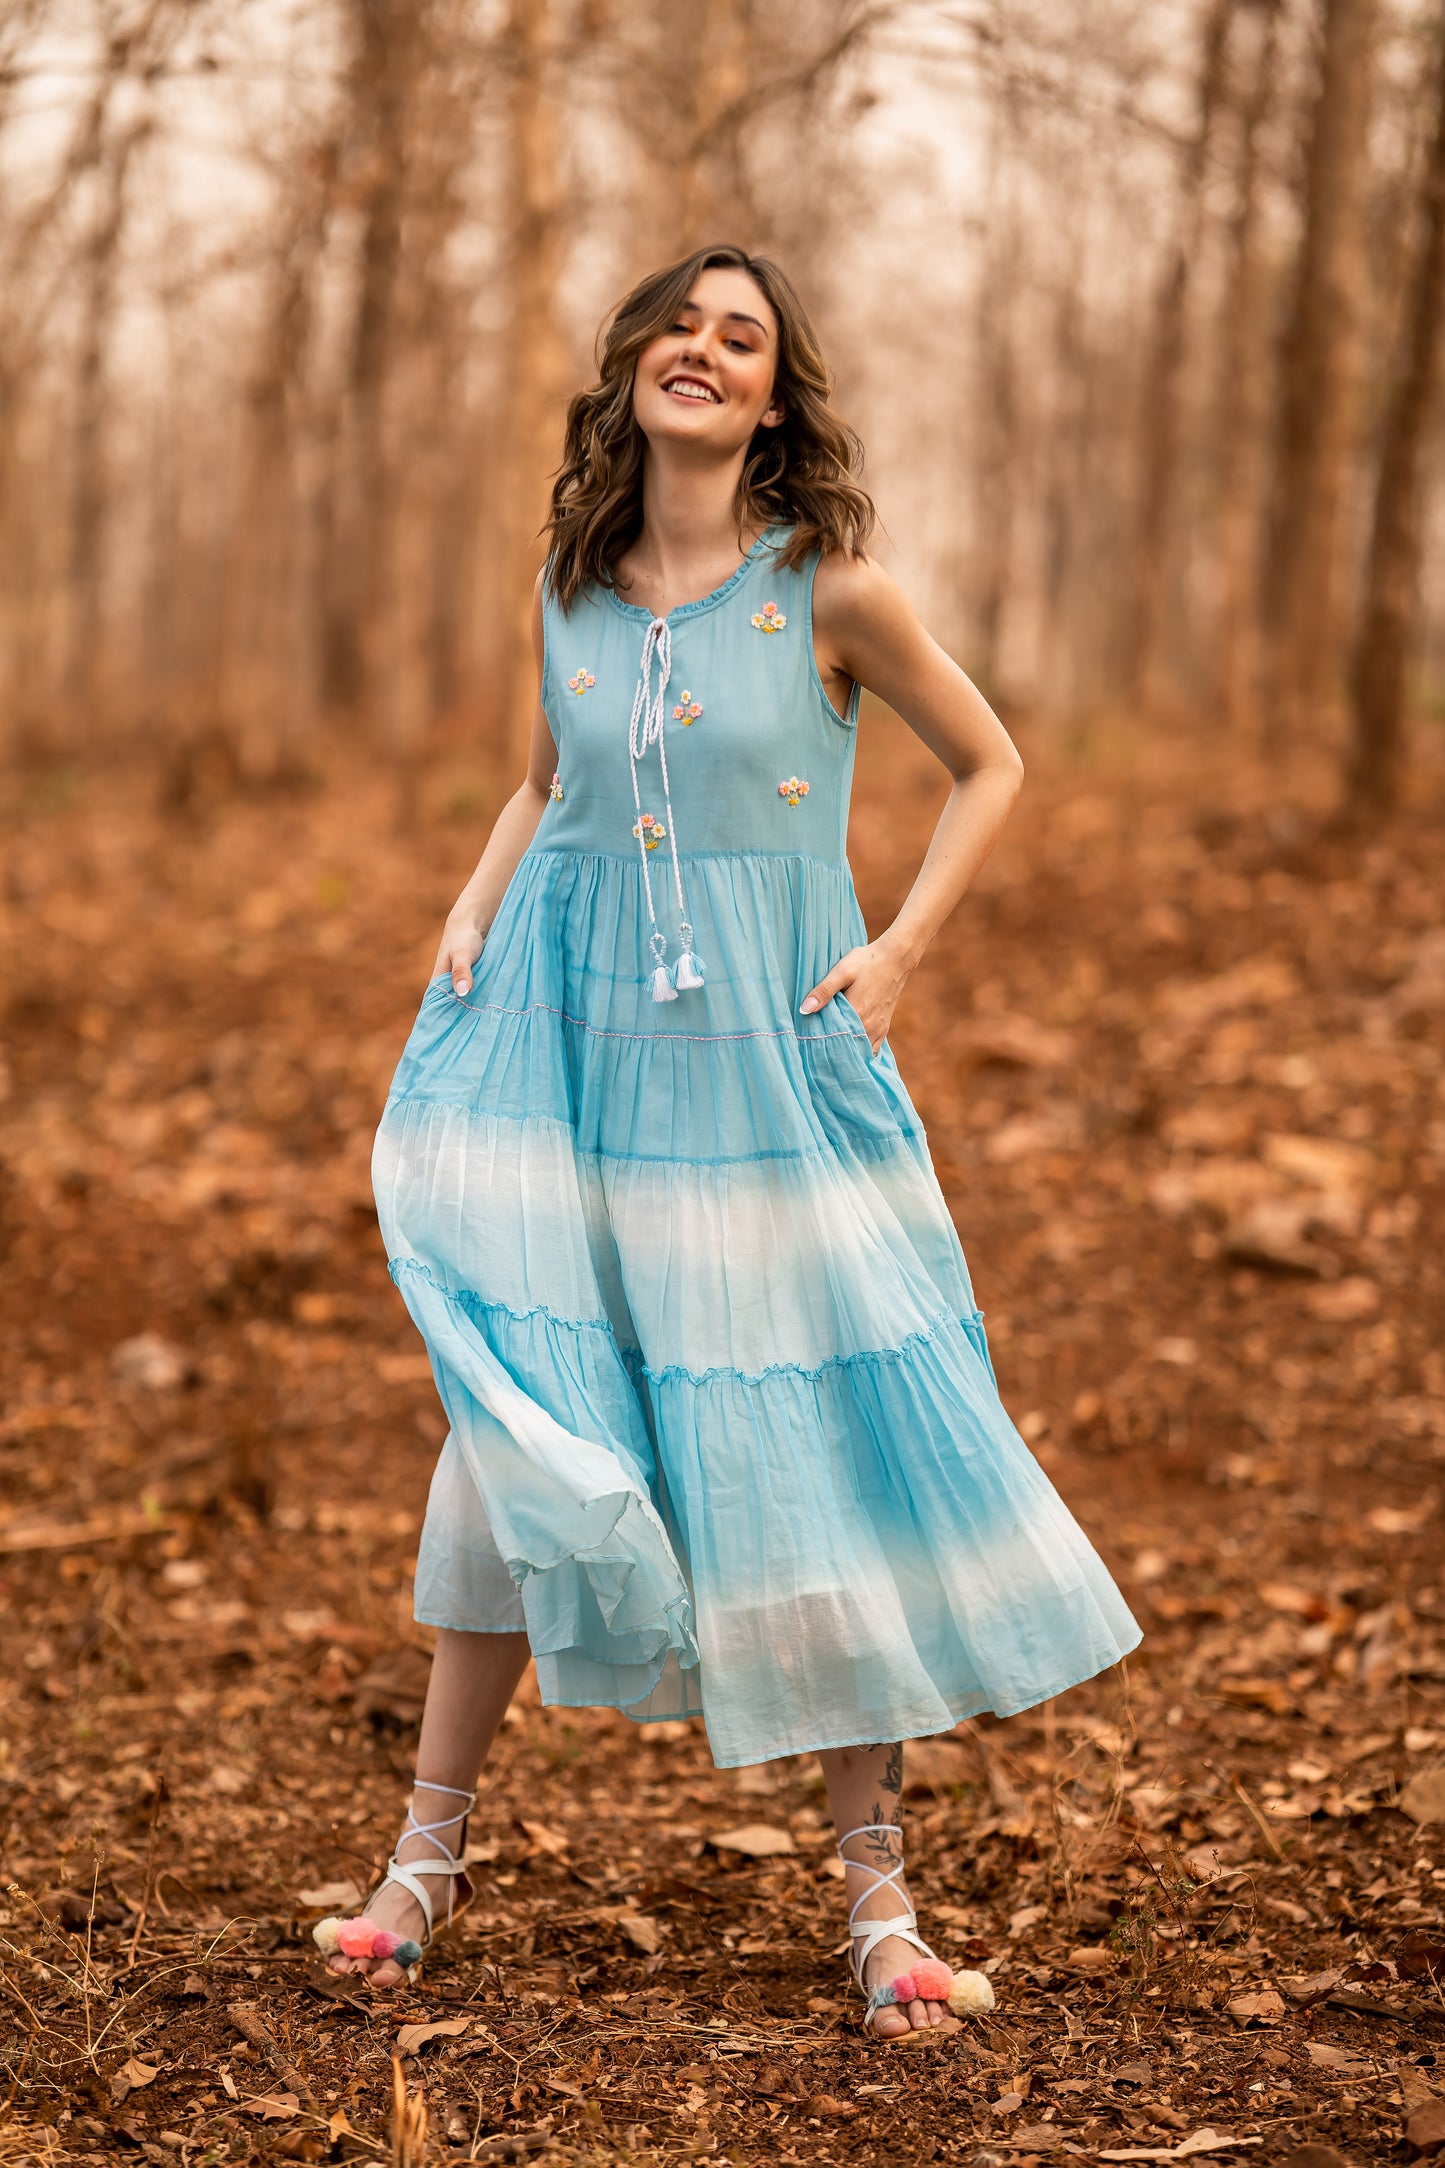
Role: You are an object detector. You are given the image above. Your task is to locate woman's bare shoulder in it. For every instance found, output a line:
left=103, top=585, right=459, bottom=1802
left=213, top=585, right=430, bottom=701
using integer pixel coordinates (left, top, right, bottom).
left=812, top=548, right=917, bottom=645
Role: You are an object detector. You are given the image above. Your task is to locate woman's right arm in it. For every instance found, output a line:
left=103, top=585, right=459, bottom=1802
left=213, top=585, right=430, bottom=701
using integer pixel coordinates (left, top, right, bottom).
left=434, top=571, right=557, bottom=997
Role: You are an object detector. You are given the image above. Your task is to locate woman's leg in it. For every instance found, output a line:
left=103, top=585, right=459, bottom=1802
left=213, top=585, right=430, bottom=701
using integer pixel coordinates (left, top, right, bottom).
left=818, top=1741, right=961, bottom=2037
left=332, top=1628, right=532, bottom=1987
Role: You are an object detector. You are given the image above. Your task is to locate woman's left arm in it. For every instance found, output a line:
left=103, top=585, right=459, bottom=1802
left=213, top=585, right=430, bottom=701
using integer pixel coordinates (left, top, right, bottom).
left=801, top=552, right=1025, bottom=1052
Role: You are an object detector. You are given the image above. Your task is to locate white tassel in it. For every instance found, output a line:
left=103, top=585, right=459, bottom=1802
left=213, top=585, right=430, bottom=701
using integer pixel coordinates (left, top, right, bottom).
left=650, top=963, right=679, bottom=1002
left=673, top=950, right=705, bottom=991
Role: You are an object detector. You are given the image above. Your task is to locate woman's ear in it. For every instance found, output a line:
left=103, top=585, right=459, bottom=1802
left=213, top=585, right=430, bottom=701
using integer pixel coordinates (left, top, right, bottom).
left=761, top=399, right=786, bottom=430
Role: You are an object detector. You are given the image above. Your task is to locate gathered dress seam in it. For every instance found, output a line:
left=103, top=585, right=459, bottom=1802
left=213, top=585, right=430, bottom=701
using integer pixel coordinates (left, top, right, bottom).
left=523, top=844, right=850, bottom=867
left=385, top=1098, right=920, bottom=1161
left=440, top=987, right=871, bottom=1048
left=391, top=1258, right=984, bottom=1387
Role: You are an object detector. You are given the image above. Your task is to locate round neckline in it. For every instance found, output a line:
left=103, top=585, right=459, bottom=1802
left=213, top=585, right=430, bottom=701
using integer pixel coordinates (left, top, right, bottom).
left=603, top=524, right=784, bottom=625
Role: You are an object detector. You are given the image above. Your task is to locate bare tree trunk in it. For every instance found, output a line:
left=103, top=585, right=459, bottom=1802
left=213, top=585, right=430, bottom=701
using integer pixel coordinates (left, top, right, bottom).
left=496, top=0, right=566, bottom=776
left=973, top=147, right=1023, bottom=695
left=1346, top=16, right=1445, bottom=814
left=1213, top=0, right=1283, bottom=728
left=324, top=0, right=419, bottom=730
left=67, top=119, right=144, bottom=740
left=221, top=145, right=335, bottom=773
left=1261, top=0, right=1377, bottom=739
left=1124, top=0, right=1235, bottom=707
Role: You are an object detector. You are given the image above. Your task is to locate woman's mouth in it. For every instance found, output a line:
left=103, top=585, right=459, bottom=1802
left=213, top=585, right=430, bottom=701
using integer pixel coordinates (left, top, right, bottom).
left=661, top=376, right=722, bottom=405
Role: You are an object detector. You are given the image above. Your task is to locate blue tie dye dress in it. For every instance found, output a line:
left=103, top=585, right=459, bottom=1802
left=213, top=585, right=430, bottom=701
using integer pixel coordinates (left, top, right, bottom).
left=371, top=524, right=1140, bottom=1768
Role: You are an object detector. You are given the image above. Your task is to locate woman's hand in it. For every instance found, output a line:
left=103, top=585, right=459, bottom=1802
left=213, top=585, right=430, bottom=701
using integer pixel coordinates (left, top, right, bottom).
left=434, top=913, right=485, bottom=997
left=799, top=935, right=916, bottom=1055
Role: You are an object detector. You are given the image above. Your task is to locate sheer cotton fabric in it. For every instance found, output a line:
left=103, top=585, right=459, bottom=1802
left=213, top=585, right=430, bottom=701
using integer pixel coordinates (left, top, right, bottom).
left=372, top=527, right=1141, bottom=1766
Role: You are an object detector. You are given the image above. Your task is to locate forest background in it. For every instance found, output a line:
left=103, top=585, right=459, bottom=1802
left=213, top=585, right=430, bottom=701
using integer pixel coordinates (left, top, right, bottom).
left=3, top=4, right=1445, bottom=2167
left=4, top=0, right=1445, bottom=789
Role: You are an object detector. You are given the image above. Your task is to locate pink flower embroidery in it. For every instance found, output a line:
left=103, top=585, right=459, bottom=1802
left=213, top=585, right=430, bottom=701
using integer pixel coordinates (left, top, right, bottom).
left=632, top=811, right=667, bottom=849
left=567, top=669, right=596, bottom=696
left=549, top=771, right=564, bottom=801
left=751, top=601, right=787, bottom=633
left=777, top=776, right=809, bottom=806
left=672, top=689, right=703, bottom=723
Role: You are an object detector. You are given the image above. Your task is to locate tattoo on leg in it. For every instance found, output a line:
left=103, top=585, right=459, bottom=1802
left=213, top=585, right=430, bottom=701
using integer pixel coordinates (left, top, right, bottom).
left=881, top=1742, right=903, bottom=1796
left=862, top=1819, right=900, bottom=1868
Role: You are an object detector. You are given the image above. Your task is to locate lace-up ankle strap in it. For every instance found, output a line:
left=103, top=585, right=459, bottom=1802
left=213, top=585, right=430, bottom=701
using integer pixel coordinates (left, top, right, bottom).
left=835, top=1821, right=936, bottom=1991
left=401, top=1779, right=477, bottom=1861
left=379, top=1779, right=478, bottom=1940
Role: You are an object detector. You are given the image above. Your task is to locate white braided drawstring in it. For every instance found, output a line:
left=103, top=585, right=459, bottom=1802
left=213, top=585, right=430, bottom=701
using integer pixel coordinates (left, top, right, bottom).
left=627, top=616, right=705, bottom=999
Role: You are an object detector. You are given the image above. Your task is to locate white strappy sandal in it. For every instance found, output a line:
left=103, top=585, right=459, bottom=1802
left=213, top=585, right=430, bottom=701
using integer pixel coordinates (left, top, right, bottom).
left=838, top=1820, right=953, bottom=2030
left=312, top=1779, right=477, bottom=1979
left=837, top=1820, right=994, bottom=2033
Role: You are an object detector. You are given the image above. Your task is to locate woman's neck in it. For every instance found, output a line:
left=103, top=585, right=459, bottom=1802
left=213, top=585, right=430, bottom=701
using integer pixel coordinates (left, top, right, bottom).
left=618, top=451, right=766, bottom=616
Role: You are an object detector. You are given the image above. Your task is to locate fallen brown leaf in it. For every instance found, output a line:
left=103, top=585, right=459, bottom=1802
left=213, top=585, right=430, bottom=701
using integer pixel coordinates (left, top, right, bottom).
left=1226, top=1991, right=1285, bottom=2028
left=395, top=2017, right=471, bottom=2054
left=1407, top=2099, right=1445, bottom=2153
left=242, top=2092, right=299, bottom=2120
left=1098, top=2131, right=1263, bottom=2161
left=109, top=2058, right=160, bottom=2105
left=616, top=1912, right=661, bottom=1954
left=517, top=1817, right=570, bottom=1857
left=1399, top=1764, right=1445, bottom=1824
left=1279, top=1968, right=1343, bottom=2005
left=1304, top=2043, right=1369, bottom=2071
left=295, top=1879, right=360, bottom=1909
left=707, top=1823, right=796, bottom=1857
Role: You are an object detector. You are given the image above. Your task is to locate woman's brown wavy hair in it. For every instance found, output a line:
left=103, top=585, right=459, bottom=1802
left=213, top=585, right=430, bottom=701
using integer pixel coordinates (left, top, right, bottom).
left=544, top=244, right=874, bottom=612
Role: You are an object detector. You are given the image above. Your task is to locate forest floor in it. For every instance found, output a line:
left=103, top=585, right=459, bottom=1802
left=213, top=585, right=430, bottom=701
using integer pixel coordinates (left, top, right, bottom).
left=2, top=702, right=1444, bottom=2168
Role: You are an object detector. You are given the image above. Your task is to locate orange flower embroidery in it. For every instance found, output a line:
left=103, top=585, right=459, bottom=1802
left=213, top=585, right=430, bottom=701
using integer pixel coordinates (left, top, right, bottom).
left=672, top=689, right=703, bottom=723
left=752, top=601, right=787, bottom=633
left=632, top=811, right=667, bottom=849
left=777, top=776, right=809, bottom=806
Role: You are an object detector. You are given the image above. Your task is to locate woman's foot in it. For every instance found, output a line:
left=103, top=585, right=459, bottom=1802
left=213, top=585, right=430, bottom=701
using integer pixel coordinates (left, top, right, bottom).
left=325, top=1783, right=470, bottom=1990
left=853, top=1897, right=962, bottom=2038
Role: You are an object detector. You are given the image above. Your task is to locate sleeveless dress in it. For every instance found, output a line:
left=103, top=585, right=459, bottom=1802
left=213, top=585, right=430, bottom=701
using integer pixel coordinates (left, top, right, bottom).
left=371, top=525, right=1141, bottom=1768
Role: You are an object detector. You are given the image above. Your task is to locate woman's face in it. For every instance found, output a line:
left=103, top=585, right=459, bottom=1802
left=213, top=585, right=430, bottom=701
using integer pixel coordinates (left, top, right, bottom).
left=632, top=266, right=784, bottom=456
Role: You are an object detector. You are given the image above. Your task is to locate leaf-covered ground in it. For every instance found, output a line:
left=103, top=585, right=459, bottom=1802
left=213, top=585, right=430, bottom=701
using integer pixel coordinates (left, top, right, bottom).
left=2, top=709, right=1444, bottom=2168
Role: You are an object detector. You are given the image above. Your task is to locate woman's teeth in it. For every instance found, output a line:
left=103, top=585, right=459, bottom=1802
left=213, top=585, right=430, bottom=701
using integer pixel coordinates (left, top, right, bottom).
left=667, top=381, right=718, bottom=403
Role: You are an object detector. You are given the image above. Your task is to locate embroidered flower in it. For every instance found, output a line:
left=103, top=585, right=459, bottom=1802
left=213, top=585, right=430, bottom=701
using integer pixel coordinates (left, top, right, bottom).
left=549, top=770, right=564, bottom=801
left=632, top=811, right=667, bottom=849
left=777, top=775, right=809, bottom=806
left=751, top=601, right=786, bottom=633
left=672, top=689, right=703, bottom=723
left=567, top=668, right=596, bottom=696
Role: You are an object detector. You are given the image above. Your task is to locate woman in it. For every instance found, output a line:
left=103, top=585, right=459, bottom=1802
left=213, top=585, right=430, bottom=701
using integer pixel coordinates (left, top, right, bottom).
left=316, top=244, right=1140, bottom=2037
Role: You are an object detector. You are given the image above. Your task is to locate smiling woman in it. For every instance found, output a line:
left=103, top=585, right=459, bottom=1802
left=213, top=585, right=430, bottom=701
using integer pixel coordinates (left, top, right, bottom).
left=327, top=240, right=1140, bottom=2041
left=545, top=245, right=873, bottom=617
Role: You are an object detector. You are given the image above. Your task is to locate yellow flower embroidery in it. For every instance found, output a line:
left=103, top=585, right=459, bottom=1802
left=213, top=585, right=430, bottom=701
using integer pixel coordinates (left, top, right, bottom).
left=672, top=690, right=703, bottom=723
left=751, top=601, right=787, bottom=633
left=632, top=811, right=667, bottom=849
left=567, top=669, right=596, bottom=696
left=549, top=771, right=564, bottom=801
left=777, top=776, right=809, bottom=806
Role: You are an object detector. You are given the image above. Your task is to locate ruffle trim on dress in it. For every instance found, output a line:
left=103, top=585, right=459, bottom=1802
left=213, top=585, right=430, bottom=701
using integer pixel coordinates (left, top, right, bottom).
left=394, top=1259, right=700, bottom=1710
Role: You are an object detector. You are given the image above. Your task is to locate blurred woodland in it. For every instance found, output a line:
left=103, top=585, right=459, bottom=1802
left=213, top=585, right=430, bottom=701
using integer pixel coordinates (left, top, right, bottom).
left=2, top=0, right=1445, bottom=805
left=6, top=5, right=1445, bottom=2167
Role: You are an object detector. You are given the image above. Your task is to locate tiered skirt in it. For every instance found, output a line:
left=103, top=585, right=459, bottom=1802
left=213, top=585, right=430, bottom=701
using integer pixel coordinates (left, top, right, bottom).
left=372, top=846, right=1140, bottom=1767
